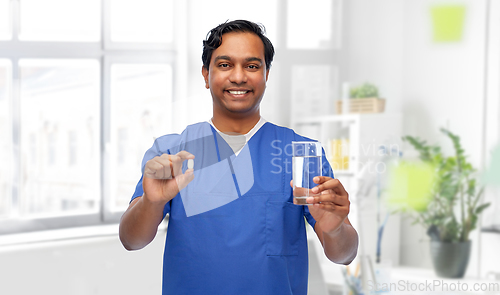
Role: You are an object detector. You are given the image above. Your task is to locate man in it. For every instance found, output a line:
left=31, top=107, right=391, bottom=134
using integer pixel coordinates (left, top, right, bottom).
left=119, top=20, right=358, bottom=294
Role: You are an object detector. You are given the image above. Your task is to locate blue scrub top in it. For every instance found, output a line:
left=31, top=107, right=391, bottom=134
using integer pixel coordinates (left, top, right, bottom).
left=131, top=122, right=334, bottom=295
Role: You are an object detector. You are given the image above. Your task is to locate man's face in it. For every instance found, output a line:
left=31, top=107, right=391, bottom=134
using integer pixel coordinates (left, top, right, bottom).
left=202, top=32, right=269, bottom=118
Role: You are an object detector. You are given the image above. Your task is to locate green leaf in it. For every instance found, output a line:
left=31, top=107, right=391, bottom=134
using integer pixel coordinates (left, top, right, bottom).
left=475, top=203, right=491, bottom=215
left=350, top=82, right=379, bottom=98
left=400, top=127, right=489, bottom=242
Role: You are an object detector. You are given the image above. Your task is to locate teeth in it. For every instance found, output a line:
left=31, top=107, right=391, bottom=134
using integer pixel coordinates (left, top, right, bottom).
left=229, top=90, right=248, bottom=95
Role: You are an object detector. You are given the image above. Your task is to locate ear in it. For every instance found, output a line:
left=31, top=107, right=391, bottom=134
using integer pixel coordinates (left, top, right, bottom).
left=201, top=66, right=209, bottom=89
left=265, top=68, right=270, bottom=82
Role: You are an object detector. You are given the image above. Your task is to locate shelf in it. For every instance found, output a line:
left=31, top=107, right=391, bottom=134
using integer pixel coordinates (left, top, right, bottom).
left=481, top=226, right=500, bottom=233
left=293, top=114, right=359, bottom=125
left=292, top=113, right=396, bottom=125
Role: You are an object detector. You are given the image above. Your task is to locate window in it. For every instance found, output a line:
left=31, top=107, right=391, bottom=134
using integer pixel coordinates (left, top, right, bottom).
left=19, top=0, right=101, bottom=42
left=291, top=65, right=338, bottom=118
left=286, top=0, right=341, bottom=49
left=19, top=59, right=100, bottom=217
left=109, top=63, right=173, bottom=211
left=109, top=0, right=174, bottom=43
left=0, top=0, right=10, bottom=40
left=281, top=0, right=344, bottom=126
left=0, top=0, right=176, bottom=234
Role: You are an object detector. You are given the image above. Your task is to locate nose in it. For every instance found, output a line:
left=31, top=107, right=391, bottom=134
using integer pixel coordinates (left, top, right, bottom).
left=228, top=65, right=247, bottom=84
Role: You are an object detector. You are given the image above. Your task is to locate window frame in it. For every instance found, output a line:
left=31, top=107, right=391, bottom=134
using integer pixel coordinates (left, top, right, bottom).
left=102, top=53, right=176, bottom=222
left=278, top=0, right=347, bottom=126
left=0, top=0, right=178, bottom=234
left=103, top=0, right=175, bottom=51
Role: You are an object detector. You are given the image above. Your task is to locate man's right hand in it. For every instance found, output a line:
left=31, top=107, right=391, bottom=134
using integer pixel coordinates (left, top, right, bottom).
left=142, top=151, right=195, bottom=205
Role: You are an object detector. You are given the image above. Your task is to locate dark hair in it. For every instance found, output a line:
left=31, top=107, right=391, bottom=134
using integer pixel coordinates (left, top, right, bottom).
left=202, top=20, right=275, bottom=70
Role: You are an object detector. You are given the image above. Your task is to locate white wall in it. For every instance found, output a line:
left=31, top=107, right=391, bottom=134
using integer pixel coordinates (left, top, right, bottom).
left=347, top=0, right=500, bottom=277
left=401, top=0, right=487, bottom=164
left=400, top=0, right=488, bottom=276
left=0, top=228, right=337, bottom=295
left=345, top=0, right=405, bottom=115
left=345, top=0, right=406, bottom=270
left=0, top=231, right=165, bottom=295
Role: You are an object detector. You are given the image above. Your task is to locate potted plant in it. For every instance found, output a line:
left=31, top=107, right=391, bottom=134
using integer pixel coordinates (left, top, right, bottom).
left=399, top=128, right=490, bottom=278
left=336, top=82, right=385, bottom=114
left=350, top=82, right=379, bottom=99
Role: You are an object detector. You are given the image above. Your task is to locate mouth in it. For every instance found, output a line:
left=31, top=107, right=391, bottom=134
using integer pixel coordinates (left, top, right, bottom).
left=227, top=90, right=251, bottom=95
left=228, top=90, right=249, bottom=95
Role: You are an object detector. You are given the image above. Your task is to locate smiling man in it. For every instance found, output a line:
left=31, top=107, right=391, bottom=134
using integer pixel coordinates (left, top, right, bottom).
left=119, top=20, right=358, bottom=295
left=202, top=27, right=271, bottom=135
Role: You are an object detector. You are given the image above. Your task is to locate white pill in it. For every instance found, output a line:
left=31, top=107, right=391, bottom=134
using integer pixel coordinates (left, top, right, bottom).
left=187, top=159, right=194, bottom=169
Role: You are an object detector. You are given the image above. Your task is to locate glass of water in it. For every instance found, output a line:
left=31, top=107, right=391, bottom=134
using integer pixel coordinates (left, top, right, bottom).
left=292, top=141, right=322, bottom=205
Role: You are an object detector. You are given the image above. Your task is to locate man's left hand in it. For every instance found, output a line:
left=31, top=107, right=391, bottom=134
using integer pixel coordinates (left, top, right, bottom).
left=304, top=176, right=350, bottom=235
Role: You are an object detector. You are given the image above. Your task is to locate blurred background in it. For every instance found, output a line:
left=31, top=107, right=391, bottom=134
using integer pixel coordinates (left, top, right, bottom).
left=1, top=0, right=500, bottom=294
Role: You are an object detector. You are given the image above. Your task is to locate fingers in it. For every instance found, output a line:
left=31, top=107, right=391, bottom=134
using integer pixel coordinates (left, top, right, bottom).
left=306, top=191, right=350, bottom=207
left=311, top=177, right=348, bottom=197
left=307, top=200, right=342, bottom=211
left=176, top=150, right=195, bottom=161
left=292, top=178, right=348, bottom=205
left=144, top=151, right=194, bottom=180
left=174, top=167, right=195, bottom=192
left=305, top=177, right=350, bottom=207
left=144, top=154, right=172, bottom=179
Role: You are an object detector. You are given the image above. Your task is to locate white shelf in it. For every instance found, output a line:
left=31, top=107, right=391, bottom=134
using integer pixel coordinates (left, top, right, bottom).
left=293, top=113, right=404, bottom=295
left=292, top=113, right=403, bottom=177
left=293, top=114, right=359, bottom=124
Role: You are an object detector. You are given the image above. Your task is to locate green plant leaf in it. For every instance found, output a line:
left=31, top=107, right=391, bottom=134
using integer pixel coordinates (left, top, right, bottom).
left=349, top=82, right=379, bottom=98
left=399, top=128, right=489, bottom=242
left=475, top=203, right=491, bottom=215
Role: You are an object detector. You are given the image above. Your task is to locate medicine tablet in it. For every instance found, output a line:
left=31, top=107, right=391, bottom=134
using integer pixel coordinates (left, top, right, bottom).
left=187, top=159, right=194, bottom=169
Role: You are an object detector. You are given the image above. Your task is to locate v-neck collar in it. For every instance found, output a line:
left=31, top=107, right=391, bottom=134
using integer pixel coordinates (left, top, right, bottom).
left=208, top=118, right=267, bottom=156
left=208, top=121, right=268, bottom=160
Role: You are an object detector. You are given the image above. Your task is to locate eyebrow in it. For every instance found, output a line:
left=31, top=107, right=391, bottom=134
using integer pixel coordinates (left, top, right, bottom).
left=214, top=55, right=263, bottom=64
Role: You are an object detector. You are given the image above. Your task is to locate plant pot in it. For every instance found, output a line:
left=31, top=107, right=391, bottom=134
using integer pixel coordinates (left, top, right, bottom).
left=430, top=240, right=471, bottom=278
left=335, top=97, right=385, bottom=114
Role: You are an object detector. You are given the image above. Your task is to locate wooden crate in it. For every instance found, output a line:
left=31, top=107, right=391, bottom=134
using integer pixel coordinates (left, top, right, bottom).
left=335, top=97, right=386, bottom=114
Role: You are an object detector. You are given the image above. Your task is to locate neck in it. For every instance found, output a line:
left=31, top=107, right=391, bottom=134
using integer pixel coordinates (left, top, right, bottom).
left=211, top=112, right=260, bottom=134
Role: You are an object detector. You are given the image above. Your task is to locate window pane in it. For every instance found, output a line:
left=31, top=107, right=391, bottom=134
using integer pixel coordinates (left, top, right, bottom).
left=19, top=0, right=100, bottom=42
left=287, top=0, right=337, bottom=49
left=19, top=59, right=100, bottom=217
left=110, top=64, right=172, bottom=211
left=189, top=0, right=278, bottom=48
left=0, top=0, right=11, bottom=40
left=110, top=0, right=174, bottom=43
left=291, top=65, right=338, bottom=118
left=0, top=59, right=12, bottom=218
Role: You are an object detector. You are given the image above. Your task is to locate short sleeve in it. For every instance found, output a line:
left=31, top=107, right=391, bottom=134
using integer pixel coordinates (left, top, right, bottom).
left=322, top=148, right=334, bottom=179
left=130, top=175, right=172, bottom=218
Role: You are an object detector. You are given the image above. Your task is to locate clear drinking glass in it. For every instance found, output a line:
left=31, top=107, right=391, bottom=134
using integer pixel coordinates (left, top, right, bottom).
left=292, top=141, right=322, bottom=205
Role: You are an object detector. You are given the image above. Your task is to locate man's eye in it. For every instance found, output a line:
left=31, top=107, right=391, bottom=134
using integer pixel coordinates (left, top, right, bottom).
left=219, top=63, right=229, bottom=68
left=248, top=65, right=259, bottom=69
